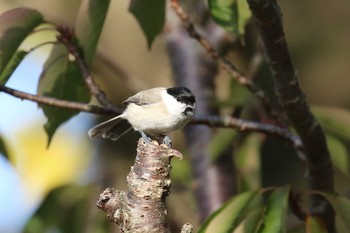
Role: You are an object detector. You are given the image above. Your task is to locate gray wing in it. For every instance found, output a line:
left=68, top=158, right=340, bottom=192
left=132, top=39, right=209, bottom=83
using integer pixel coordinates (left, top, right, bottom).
left=122, top=87, right=165, bottom=106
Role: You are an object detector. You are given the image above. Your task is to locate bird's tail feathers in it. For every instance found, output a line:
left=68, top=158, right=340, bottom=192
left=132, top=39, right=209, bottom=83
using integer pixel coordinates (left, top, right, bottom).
left=88, top=116, right=132, bottom=141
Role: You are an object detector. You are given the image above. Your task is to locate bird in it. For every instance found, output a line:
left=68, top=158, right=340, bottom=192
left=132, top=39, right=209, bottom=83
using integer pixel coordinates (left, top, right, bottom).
left=88, top=87, right=196, bottom=145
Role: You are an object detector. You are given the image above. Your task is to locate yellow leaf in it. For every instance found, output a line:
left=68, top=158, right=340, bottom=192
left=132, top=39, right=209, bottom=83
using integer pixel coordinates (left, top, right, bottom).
left=8, top=124, right=91, bottom=199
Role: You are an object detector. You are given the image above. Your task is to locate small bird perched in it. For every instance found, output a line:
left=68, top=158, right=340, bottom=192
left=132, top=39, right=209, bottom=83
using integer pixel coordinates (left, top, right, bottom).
left=88, top=87, right=196, bottom=145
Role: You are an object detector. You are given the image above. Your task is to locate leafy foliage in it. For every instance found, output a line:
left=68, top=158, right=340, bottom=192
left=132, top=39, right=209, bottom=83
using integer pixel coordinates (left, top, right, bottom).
left=38, top=44, right=90, bottom=146
left=198, top=191, right=258, bottom=233
left=75, top=0, right=110, bottom=64
left=0, top=2, right=111, bottom=145
left=0, top=8, right=43, bottom=84
left=35, top=0, right=111, bottom=145
left=199, top=186, right=291, bottom=233
left=129, top=0, right=166, bottom=48
left=1, top=2, right=350, bottom=233
left=258, top=186, right=290, bottom=233
left=208, top=0, right=251, bottom=36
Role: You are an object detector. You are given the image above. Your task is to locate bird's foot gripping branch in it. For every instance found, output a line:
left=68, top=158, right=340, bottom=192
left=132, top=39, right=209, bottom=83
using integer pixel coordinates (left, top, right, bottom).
left=96, top=139, right=192, bottom=233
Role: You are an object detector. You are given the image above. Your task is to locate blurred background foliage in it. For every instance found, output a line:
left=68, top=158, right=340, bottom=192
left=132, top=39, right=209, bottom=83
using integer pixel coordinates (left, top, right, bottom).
left=0, top=0, right=350, bottom=232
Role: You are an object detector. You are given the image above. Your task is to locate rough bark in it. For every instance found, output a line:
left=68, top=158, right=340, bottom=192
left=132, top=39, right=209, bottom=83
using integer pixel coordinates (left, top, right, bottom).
left=97, top=139, right=192, bottom=233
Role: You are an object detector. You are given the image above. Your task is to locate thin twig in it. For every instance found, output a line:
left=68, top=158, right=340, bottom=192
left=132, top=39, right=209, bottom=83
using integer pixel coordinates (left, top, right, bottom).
left=191, top=115, right=303, bottom=150
left=56, top=26, right=118, bottom=111
left=170, top=0, right=280, bottom=123
left=0, top=85, right=121, bottom=116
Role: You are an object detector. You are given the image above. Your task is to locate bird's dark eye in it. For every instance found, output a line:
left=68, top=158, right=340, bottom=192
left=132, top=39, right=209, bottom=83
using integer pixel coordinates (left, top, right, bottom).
left=176, top=96, right=181, bottom=101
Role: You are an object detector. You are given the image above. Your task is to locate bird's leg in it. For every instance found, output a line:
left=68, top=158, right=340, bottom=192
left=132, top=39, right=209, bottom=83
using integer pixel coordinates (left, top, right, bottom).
left=162, top=135, right=172, bottom=148
left=139, top=130, right=151, bottom=143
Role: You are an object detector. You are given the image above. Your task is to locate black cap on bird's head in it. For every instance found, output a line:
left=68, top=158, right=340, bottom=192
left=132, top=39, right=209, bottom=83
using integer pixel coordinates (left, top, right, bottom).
left=166, top=87, right=195, bottom=107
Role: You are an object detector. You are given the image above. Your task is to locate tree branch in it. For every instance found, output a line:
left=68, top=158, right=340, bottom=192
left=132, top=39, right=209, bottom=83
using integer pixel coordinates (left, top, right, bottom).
left=0, top=84, right=303, bottom=152
left=191, top=116, right=302, bottom=149
left=96, top=139, right=192, bottom=233
left=170, top=0, right=280, bottom=123
left=246, top=0, right=335, bottom=231
left=0, top=85, right=121, bottom=116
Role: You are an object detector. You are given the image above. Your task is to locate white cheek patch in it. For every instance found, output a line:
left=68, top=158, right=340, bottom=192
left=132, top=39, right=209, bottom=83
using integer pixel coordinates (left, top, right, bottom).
left=161, top=90, right=186, bottom=114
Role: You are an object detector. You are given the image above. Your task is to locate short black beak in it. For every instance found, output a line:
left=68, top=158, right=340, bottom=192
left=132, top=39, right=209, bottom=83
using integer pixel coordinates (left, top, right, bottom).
left=184, top=105, right=195, bottom=115
left=188, top=102, right=195, bottom=108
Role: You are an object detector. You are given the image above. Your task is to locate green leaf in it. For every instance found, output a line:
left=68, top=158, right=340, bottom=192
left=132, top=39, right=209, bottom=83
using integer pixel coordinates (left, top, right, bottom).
left=326, top=135, right=349, bottom=174
left=0, top=134, right=9, bottom=159
left=38, top=44, right=90, bottom=146
left=319, top=193, right=350, bottom=232
left=129, top=0, right=166, bottom=48
left=242, top=208, right=263, bottom=233
left=312, top=106, right=350, bottom=142
left=209, top=0, right=238, bottom=32
left=0, top=50, right=28, bottom=85
left=236, top=0, right=251, bottom=36
left=208, top=0, right=251, bottom=36
left=258, top=186, right=290, bottom=233
left=75, top=0, right=110, bottom=64
left=198, top=191, right=257, bottom=233
left=0, top=8, right=43, bottom=76
left=306, top=216, right=327, bottom=233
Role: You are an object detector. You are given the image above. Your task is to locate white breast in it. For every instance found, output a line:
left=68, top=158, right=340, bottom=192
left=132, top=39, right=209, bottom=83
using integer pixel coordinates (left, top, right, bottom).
left=123, top=90, right=191, bottom=136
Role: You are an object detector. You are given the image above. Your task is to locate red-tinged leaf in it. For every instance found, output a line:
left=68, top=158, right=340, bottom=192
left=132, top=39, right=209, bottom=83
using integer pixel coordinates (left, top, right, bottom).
left=129, top=0, right=166, bottom=48
left=0, top=8, right=43, bottom=77
left=198, top=191, right=257, bottom=233
left=38, top=44, right=90, bottom=146
left=306, top=216, right=327, bottom=233
left=75, top=0, right=110, bottom=64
